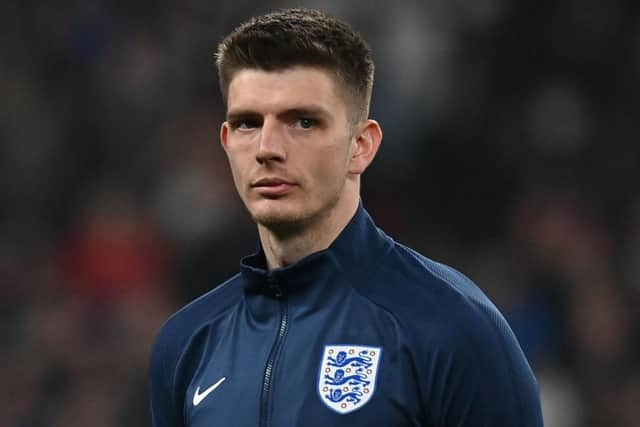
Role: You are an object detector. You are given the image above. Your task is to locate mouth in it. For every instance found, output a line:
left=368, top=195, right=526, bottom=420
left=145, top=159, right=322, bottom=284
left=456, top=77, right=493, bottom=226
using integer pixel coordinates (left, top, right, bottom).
left=250, top=177, right=297, bottom=197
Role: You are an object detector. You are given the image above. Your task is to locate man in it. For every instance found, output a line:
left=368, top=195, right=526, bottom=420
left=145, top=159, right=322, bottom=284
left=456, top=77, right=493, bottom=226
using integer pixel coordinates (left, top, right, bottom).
left=149, top=8, right=543, bottom=427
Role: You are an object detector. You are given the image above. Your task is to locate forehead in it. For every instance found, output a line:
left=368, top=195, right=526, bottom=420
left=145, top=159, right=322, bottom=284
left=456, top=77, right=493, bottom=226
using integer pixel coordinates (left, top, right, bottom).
left=226, top=66, right=348, bottom=117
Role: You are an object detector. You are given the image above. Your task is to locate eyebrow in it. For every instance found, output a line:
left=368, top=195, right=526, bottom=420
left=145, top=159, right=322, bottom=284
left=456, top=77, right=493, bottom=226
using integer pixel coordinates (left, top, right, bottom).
left=226, top=106, right=332, bottom=122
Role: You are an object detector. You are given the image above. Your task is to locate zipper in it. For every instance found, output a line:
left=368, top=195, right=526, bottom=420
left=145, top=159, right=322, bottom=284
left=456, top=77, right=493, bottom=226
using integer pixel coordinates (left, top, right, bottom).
left=260, top=278, right=289, bottom=427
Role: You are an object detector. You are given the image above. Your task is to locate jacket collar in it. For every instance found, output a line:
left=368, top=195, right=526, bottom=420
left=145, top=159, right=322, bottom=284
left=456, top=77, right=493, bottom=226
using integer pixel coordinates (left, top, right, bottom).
left=240, top=203, right=393, bottom=296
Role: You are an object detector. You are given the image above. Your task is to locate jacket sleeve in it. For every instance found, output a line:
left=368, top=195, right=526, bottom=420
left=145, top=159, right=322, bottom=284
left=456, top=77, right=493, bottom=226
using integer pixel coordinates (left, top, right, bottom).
left=424, top=302, right=544, bottom=427
left=149, top=325, right=184, bottom=427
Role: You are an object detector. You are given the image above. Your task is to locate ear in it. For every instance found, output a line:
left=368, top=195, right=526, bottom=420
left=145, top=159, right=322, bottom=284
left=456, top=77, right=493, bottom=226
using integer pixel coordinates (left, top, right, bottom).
left=348, top=119, right=382, bottom=175
left=220, top=122, right=230, bottom=152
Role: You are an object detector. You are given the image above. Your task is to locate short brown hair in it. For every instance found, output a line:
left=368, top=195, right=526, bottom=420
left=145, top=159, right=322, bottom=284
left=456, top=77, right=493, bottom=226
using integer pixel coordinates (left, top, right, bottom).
left=215, top=8, right=375, bottom=122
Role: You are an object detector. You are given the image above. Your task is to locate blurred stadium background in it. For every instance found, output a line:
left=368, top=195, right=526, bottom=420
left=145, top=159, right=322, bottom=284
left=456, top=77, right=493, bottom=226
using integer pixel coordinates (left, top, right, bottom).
left=2, top=0, right=639, bottom=426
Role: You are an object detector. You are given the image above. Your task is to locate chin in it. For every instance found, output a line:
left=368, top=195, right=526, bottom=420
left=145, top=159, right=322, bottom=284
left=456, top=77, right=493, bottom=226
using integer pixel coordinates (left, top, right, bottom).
left=249, top=201, right=308, bottom=230
left=244, top=193, right=342, bottom=234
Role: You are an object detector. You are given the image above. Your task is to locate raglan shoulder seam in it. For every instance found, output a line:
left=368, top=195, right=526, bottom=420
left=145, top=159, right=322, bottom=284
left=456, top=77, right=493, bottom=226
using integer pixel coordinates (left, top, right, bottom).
left=405, top=247, right=527, bottom=420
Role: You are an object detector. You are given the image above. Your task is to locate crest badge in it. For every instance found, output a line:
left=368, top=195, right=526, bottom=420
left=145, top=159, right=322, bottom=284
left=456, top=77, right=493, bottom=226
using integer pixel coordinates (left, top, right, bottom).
left=317, top=345, right=382, bottom=414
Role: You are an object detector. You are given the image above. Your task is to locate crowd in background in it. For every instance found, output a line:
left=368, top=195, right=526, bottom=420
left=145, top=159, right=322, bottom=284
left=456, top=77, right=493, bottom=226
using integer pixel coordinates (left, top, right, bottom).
left=2, top=1, right=639, bottom=426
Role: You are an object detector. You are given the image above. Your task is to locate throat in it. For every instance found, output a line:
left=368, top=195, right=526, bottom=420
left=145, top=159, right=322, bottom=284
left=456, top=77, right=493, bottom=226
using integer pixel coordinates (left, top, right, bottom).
left=259, top=223, right=328, bottom=269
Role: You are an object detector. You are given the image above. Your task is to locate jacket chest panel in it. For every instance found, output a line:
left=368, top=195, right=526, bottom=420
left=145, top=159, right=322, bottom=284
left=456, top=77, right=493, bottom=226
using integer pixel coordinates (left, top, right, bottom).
left=267, top=313, right=422, bottom=426
left=185, top=291, right=422, bottom=426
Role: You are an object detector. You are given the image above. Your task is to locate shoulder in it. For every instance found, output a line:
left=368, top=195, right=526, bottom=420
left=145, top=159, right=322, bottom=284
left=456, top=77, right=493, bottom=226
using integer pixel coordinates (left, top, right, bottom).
left=354, top=239, right=528, bottom=377
left=355, top=240, right=542, bottom=423
left=356, top=240, right=504, bottom=332
left=150, top=274, right=244, bottom=374
left=148, top=274, right=245, bottom=425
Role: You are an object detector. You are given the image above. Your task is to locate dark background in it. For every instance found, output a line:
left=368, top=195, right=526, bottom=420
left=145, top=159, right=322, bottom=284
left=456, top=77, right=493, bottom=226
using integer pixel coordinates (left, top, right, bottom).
left=2, top=1, right=639, bottom=426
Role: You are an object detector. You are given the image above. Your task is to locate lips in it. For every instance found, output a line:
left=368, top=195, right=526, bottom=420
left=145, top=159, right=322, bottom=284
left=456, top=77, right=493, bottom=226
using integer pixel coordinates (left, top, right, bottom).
left=251, top=177, right=297, bottom=197
left=251, top=177, right=295, bottom=187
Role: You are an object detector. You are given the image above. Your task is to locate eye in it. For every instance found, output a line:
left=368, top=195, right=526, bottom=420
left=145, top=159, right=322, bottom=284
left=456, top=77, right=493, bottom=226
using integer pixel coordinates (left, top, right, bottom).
left=231, top=117, right=262, bottom=130
left=294, top=118, right=316, bottom=129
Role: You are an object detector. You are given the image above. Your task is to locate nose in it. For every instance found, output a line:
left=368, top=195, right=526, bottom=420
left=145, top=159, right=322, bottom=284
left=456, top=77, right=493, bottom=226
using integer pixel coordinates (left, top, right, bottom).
left=256, top=117, right=286, bottom=164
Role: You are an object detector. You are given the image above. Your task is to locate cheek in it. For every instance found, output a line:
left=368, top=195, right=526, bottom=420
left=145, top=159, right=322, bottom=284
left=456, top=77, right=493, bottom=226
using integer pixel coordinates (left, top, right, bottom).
left=225, top=151, right=251, bottom=190
left=308, top=146, right=350, bottom=188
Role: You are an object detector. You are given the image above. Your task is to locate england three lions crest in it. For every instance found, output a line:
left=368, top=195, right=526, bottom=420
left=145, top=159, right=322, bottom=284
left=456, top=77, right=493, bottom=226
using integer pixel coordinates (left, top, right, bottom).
left=318, top=345, right=382, bottom=414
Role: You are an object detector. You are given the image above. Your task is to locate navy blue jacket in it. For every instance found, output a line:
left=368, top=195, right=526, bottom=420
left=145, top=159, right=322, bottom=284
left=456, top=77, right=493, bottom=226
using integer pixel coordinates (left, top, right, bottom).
left=149, top=206, right=543, bottom=426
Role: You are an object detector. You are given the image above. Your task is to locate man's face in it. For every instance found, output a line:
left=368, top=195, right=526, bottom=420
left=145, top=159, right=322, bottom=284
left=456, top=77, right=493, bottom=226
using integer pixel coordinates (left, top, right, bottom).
left=221, top=66, right=357, bottom=231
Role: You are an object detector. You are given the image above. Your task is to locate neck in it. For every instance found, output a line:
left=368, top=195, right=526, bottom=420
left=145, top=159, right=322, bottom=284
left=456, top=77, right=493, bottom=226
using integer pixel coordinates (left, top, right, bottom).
left=257, top=191, right=360, bottom=270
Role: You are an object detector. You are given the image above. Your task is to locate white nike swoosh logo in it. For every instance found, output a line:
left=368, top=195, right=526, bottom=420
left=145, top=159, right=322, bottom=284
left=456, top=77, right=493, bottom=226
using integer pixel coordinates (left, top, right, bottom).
left=193, top=377, right=226, bottom=406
